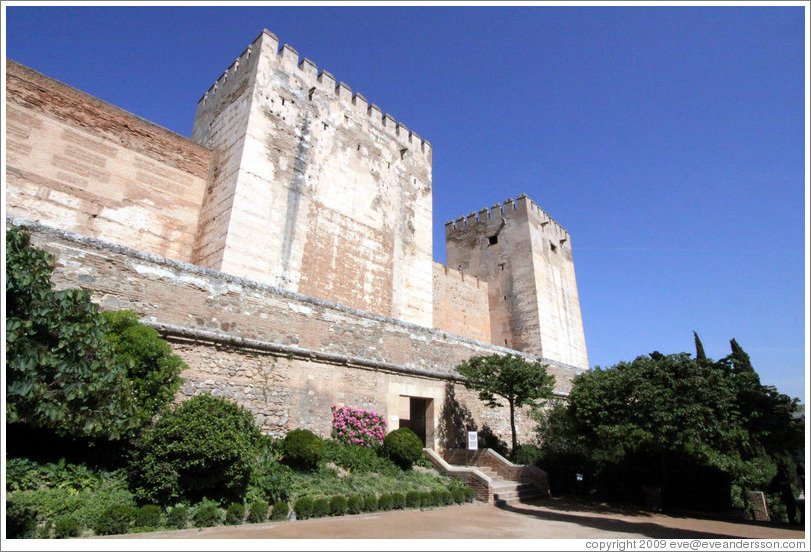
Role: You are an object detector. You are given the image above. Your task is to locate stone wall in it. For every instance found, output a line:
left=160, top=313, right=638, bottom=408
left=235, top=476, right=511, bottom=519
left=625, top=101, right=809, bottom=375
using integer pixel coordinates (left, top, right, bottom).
left=13, top=218, right=585, bottom=447
left=5, top=60, right=211, bottom=263
left=190, top=30, right=434, bottom=327
left=432, top=261, right=491, bottom=343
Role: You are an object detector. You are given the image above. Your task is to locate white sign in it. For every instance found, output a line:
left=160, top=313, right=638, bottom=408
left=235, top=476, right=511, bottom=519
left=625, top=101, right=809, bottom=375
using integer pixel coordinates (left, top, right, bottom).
left=467, top=431, right=478, bottom=450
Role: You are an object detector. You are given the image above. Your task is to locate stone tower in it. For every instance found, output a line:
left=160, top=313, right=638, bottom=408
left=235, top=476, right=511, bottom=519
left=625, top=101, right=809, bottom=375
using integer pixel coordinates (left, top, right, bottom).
left=445, top=194, right=588, bottom=370
left=190, top=30, right=434, bottom=327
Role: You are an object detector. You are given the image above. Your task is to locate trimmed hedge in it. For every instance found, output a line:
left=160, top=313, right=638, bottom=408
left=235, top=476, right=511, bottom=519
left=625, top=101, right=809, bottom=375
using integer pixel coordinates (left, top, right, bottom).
left=377, top=493, right=393, bottom=511
left=54, top=516, right=81, bottom=538
left=330, top=495, right=348, bottom=516
left=391, top=492, right=406, bottom=510
left=363, top=494, right=379, bottom=512
left=134, top=504, right=162, bottom=528
left=382, top=428, right=423, bottom=470
left=312, top=497, right=330, bottom=518
left=166, top=506, right=188, bottom=529
left=293, top=496, right=314, bottom=520
left=347, top=494, right=363, bottom=514
left=282, top=429, right=326, bottom=471
left=192, top=502, right=222, bottom=528
left=271, top=500, right=289, bottom=520
left=225, top=503, right=245, bottom=525
left=93, top=504, right=132, bottom=536
left=405, top=490, right=421, bottom=508
left=248, top=500, right=269, bottom=523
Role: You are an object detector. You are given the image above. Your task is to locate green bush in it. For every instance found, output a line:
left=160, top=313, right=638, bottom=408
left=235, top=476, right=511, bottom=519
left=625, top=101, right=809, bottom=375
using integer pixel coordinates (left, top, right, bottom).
left=347, top=494, right=363, bottom=514
left=166, top=505, right=188, bottom=529
left=363, top=494, right=379, bottom=512
left=391, top=492, right=406, bottom=510
left=324, top=440, right=397, bottom=475
left=281, top=429, right=326, bottom=471
left=247, top=438, right=293, bottom=504
left=134, top=504, right=162, bottom=528
left=439, top=489, right=454, bottom=506
left=271, top=501, right=288, bottom=520
left=429, top=489, right=443, bottom=507
left=101, top=309, right=185, bottom=435
left=329, top=495, right=348, bottom=516
left=451, top=487, right=466, bottom=504
left=93, top=504, right=133, bottom=536
left=405, top=490, right=422, bottom=508
left=463, top=486, right=476, bottom=502
left=130, top=394, right=262, bottom=504
left=293, top=496, right=314, bottom=520
left=382, top=428, right=423, bottom=470
left=225, top=503, right=245, bottom=525
left=377, top=493, right=393, bottom=511
left=312, top=497, right=331, bottom=517
left=192, top=501, right=222, bottom=528
left=53, top=515, right=82, bottom=538
left=247, top=500, right=269, bottom=523
left=5, top=499, right=38, bottom=538
left=512, top=444, right=543, bottom=466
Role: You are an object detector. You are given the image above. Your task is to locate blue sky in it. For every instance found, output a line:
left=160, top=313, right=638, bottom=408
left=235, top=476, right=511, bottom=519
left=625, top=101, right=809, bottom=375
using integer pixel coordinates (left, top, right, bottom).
left=3, top=4, right=808, bottom=401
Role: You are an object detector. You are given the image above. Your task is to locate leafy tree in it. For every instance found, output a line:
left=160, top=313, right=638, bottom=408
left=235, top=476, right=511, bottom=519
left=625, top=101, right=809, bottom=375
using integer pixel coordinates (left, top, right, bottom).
left=456, top=353, right=555, bottom=454
left=101, top=310, right=185, bottom=432
left=544, top=337, right=804, bottom=511
left=5, top=227, right=135, bottom=440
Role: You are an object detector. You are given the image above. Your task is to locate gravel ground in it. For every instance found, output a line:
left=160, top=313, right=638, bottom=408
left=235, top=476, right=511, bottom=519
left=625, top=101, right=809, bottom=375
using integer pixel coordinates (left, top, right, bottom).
left=100, top=496, right=807, bottom=543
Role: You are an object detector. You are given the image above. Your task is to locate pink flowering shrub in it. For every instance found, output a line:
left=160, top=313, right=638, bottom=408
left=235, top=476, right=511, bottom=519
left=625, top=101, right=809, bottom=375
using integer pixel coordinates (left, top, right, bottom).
left=331, top=405, right=387, bottom=447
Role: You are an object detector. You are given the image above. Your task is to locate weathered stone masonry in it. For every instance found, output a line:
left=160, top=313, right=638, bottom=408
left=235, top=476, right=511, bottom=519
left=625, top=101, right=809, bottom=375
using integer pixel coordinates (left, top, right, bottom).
left=15, top=218, right=584, bottom=447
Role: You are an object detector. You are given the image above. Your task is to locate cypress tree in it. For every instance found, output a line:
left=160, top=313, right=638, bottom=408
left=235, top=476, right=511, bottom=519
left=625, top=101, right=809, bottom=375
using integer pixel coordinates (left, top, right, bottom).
left=693, top=331, right=707, bottom=361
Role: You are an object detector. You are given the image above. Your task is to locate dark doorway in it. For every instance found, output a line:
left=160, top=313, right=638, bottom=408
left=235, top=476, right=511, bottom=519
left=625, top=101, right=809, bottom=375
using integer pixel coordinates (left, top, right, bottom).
left=399, top=396, right=432, bottom=446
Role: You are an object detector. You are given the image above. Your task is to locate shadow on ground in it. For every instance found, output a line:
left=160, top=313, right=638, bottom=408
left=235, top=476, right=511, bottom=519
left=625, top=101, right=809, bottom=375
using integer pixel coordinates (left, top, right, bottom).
left=497, top=497, right=807, bottom=540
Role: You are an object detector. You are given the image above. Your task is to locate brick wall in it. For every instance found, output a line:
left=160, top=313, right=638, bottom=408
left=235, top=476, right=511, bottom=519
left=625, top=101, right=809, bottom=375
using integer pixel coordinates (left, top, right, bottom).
left=5, top=61, right=211, bottom=263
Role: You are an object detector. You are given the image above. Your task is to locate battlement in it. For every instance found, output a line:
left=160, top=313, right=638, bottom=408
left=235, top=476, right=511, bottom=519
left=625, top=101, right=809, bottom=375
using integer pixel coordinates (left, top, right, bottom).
left=444, top=193, right=570, bottom=241
left=198, top=29, right=431, bottom=158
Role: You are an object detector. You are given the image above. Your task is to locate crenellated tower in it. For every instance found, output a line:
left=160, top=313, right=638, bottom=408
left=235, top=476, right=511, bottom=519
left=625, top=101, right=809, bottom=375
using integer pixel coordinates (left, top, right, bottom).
left=445, top=194, right=588, bottom=370
left=190, top=30, right=434, bottom=327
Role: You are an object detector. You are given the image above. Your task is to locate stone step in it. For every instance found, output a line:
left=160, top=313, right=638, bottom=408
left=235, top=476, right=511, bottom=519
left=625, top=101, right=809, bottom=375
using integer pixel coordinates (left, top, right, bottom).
left=493, top=487, right=547, bottom=504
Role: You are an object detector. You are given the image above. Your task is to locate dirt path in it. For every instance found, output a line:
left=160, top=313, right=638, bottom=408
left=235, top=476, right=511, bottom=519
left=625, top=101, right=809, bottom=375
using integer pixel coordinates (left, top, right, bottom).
left=105, top=497, right=807, bottom=541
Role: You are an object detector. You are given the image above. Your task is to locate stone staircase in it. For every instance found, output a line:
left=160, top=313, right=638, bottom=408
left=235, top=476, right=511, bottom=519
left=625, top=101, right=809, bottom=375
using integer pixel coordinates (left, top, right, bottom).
left=423, top=448, right=549, bottom=505
left=474, top=465, right=547, bottom=505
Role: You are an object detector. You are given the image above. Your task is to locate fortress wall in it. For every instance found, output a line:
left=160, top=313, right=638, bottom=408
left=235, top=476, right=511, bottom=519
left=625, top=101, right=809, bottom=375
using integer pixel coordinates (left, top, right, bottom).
left=5, top=60, right=210, bottom=262
left=432, top=261, right=491, bottom=343
left=15, top=218, right=584, bottom=447
left=525, top=200, right=589, bottom=369
left=445, top=197, right=543, bottom=353
left=191, top=30, right=434, bottom=327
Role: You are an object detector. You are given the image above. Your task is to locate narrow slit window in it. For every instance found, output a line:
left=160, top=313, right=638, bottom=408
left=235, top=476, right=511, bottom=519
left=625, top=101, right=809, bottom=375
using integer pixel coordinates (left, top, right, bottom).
left=488, top=235, right=498, bottom=246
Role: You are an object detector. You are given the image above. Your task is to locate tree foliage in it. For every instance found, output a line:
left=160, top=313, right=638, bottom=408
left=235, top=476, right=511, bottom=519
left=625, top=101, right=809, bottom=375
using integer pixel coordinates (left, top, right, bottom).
left=101, top=310, right=185, bottom=432
left=538, top=336, right=804, bottom=511
left=5, top=226, right=136, bottom=439
left=456, top=353, right=555, bottom=454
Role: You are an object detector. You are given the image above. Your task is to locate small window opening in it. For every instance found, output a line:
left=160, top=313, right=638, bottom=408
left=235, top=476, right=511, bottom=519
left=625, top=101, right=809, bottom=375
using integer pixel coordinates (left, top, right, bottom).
left=488, top=235, right=498, bottom=246
left=281, top=98, right=285, bottom=106
left=550, top=243, right=557, bottom=253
